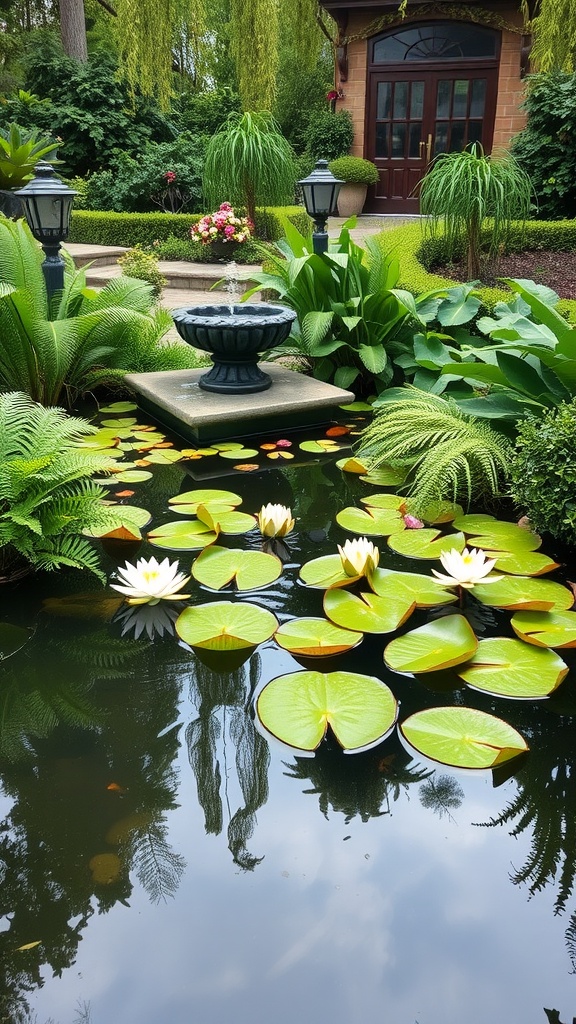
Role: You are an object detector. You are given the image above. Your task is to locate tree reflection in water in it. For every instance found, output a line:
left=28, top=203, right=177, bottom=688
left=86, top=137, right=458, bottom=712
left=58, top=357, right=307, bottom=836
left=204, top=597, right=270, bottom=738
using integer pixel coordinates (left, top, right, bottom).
left=186, top=651, right=270, bottom=871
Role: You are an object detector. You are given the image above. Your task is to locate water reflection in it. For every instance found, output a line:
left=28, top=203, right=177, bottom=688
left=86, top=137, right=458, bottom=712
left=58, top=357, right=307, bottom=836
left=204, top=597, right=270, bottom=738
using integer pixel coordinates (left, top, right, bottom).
left=186, top=652, right=269, bottom=870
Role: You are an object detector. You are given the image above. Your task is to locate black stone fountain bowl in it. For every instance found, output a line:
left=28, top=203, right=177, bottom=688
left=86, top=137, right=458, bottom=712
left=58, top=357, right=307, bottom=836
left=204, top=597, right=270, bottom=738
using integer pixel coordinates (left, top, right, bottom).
left=171, top=303, right=298, bottom=394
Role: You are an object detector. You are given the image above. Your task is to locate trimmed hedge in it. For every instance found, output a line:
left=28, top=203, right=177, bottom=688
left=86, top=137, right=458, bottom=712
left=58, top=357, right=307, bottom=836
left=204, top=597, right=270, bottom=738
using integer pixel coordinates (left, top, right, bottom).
left=379, top=220, right=576, bottom=321
left=69, top=206, right=312, bottom=248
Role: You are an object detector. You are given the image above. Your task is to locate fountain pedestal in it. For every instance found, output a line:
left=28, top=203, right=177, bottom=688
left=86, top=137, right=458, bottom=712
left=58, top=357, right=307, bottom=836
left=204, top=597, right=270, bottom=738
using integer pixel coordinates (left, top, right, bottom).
left=124, top=364, right=355, bottom=444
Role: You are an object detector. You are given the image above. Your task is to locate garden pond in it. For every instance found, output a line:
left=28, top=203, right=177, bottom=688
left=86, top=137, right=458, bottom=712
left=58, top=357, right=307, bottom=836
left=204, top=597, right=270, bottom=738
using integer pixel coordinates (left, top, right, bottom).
left=2, top=401, right=576, bottom=1024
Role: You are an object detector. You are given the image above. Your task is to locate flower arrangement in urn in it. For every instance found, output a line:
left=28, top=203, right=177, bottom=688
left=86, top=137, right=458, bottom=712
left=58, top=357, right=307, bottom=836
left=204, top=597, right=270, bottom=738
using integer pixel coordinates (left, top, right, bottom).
left=190, top=202, right=253, bottom=248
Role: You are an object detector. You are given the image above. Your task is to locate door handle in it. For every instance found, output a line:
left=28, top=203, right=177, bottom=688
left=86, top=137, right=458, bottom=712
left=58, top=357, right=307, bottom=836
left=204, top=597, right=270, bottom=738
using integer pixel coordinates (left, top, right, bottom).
left=419, top=140, right=426, bottom=159
left=426, top=133, right=433, bottom=163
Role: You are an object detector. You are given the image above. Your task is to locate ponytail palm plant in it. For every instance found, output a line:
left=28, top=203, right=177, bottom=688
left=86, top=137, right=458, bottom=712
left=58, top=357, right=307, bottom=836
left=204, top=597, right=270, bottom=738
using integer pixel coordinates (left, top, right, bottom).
left=419, top=143, right=533, bottom=279
left=0, top=392, right=132, bottom=581
left=0, top=217, right=197, bottom=407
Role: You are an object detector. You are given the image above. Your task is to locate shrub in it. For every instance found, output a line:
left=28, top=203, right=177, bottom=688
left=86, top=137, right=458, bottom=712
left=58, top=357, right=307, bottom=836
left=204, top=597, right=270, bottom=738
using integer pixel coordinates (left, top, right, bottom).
left=83, top=136, right=205, bottom=214
left=69, top=207, right=312, bottom=249
left=0, top=391, right=130, bottom=581
left=419, top=143, right=533, bottom=279
left=328, top=156, right=379, bottom=185
left=152, top=235, right=274, bottom=265
left=510, top=400, right=576, bottom=546
left=173, top=87, right=241, bottom=138
left=512, top=72, right=576, bottom=220
left=117, top=245, right=166, bottom=297
left=304, top=109, right=353, bottom=162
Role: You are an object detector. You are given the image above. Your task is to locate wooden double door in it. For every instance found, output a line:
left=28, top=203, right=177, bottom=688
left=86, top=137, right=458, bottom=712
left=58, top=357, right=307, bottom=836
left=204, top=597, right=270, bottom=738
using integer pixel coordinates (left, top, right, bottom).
left=366, top=67, right=499, bottom=213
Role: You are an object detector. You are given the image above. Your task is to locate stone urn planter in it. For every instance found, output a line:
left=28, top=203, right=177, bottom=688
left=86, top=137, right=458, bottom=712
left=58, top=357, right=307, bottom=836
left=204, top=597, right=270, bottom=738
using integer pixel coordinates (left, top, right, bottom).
left=172, top=302, right=297, bottom=394
left=336, top=182, right=369, bottom=218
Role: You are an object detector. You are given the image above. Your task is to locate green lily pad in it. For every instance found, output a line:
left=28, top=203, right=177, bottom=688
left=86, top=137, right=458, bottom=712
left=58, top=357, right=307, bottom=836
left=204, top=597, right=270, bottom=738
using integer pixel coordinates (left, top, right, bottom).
left=360, top=493, right=405, bottom=510
left=457, top=637, right=568, bottom=698
left=78, top=430, right=121, bottom=449
left=323, top=589, right=416, bottom=633
left=192, top=546, right=282, bottom=591
left=411, top=500, right=463, bottom=525
left=211, top=442, right=244, bottom=451
left=0, top=622, right=32, bottom=660
left=142, top=449, right=183, bottom=465
left=467, top=525, right=542, bottom=553
left=218, top=448, right=259, bottom=460
left=196, top=506, right=256, bottom=535
left=369, top=568, right=458, bottom=608
left=336, top=505, right=405, bottom=536
left=336, top=457, right=368, bottom=474
left=452, top=514, right=498, bottom=532
left=492, top=551, right=559, bottom=576
left=474, top=576, right=574, bottom=611
left=133, top=431, right=166, bottom=444
left=511, top=609, right=576, bottom=648
left=113, top=470, right=153, bottom=483
left=100, top=417, right=138, bottom=428
left=99, top=401, right=138, bottom=413
left=176, top=601, right=278, bottom=650
left=169, top=489, right=242, bottom=515
left=84, top=505, right=152, bottom=539
left=148, top=519, right=218, bottom=551
left=300, top=440, right=340, bottom=454
left=384, top=614, right=478, bottom=673
left=274, top=617, right=362, bottom=656
left=299, top=554, right=361, bottom=590
left=388, top=529, right=466, bottom=560
left=339, top=401, right=373, bottom=412
left=256, top=670, right=398, bottom=752
left=360, top=466, right=407, bottom=487
left=400, top=706, right=528, bottom=769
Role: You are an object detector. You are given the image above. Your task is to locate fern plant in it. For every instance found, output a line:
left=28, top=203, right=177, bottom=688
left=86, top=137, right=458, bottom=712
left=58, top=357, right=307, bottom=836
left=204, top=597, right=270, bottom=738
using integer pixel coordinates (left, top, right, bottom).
left=0, top=392, right=132, bottom=581
left=0, top=217, right=199, bottom=407
left=355, top=387, right=513, bottom=513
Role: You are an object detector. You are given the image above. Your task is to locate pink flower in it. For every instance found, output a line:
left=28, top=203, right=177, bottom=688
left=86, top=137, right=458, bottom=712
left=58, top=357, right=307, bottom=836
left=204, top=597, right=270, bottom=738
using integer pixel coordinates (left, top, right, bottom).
left=403, top=514, right=425, bottom=530
left=219, top=202, right=232, bottom=211
left=276, top=439, right=292, bottom=447
left=224, top=225, right=235, bottom=236
left=164, top=170, right=176, bottom=183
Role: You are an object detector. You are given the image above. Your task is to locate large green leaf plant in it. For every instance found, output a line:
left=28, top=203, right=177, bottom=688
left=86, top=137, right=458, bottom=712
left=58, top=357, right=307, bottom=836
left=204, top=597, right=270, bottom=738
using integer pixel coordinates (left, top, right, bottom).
left=0, top=216, right=198, bottom=407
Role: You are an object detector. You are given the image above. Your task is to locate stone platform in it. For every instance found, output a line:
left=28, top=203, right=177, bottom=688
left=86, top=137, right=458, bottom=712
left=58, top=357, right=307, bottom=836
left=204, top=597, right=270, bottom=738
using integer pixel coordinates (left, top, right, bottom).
left=124, top=365, right=355, bottom=444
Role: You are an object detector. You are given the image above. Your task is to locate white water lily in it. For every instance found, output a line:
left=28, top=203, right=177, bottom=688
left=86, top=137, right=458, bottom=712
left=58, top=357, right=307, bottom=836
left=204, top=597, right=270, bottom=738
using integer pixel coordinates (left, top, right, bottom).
left=257, top=503, right=295, bottom=538
left=431, top=547, right=503, bottom=589
left=110, top=556, right=191, bottom=605
left=338, top=536, right=380, bottom=578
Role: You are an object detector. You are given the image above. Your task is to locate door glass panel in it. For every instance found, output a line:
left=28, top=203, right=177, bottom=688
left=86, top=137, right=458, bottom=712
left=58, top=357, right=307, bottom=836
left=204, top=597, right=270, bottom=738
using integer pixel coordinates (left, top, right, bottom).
left=470, top=79, right=486, bottom=117
left=434, top=122, right=449, bottom=155
left=410, top=81, right=424, bottom=119
left=392, top=123, right=406, bottom=158
left=394, top=82, right=409, bottom=119
left=436, top=80, right=451, bottom=118
left=377, top=81, right=392, bottom=120
left=453, top=80, right=469, bottom=118
left=468, top=120, right=483, bottom=145
left=409, top=122, right=422, bottom=158
left=375, top=123, right=389, bottom=158
left=372, top=22, right=499, bottom=63
left=450, top=121, right=466, bottom=151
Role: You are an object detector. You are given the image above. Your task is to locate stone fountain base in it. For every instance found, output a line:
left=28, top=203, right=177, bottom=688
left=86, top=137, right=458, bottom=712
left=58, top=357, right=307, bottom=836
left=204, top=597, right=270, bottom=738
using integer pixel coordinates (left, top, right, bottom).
left=124, top=365, right=355, bottom=444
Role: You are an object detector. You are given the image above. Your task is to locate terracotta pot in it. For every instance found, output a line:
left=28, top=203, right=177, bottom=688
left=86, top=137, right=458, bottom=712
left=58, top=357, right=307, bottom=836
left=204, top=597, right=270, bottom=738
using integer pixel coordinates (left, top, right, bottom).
left=336, top=182, right=368, bottom=218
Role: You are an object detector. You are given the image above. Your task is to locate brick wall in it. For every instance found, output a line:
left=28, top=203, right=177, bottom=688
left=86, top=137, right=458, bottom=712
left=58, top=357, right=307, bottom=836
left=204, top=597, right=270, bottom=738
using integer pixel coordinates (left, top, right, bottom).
left=336, top=4, right=526, bottom=157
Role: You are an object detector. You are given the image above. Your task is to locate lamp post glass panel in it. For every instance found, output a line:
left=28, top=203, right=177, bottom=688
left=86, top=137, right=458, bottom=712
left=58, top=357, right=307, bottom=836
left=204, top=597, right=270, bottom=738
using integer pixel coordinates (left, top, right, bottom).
left=15, top=161, right=77, bottom=303
left=298, top=160, right=343, bottom=255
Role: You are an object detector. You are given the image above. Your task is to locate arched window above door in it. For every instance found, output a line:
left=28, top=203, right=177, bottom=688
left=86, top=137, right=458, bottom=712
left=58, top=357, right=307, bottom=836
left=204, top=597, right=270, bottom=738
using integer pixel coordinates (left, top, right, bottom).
left=372, top=21, right=499, bottom=64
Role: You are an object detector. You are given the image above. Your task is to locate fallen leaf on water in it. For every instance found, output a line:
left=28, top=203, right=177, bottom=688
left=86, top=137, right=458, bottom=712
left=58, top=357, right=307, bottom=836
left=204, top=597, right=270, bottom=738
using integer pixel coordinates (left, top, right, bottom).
left=135, top=459, right=151, bottom=467
left=115, top=490, right=135, bottom=498
left=107, top=782, right=128, bottom=795
left=267, top=451, right=294, bottom=460
left=260, top=443, right=277, bottom=450
left=326, top=425, right=350, bottom=437
left=234, top=463, right=260, bottom=472
left=153, top=442, right=174, bottom=448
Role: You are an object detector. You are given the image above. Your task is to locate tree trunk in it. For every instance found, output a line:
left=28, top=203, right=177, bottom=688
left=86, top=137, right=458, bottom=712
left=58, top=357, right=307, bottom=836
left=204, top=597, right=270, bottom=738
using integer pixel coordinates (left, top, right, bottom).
left=59, top=0, right=88, bottom=61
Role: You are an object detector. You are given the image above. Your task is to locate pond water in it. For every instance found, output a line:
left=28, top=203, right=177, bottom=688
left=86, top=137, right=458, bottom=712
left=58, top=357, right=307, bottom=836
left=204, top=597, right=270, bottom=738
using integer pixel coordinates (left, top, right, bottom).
left=2, top=410, right=576, bottom=1024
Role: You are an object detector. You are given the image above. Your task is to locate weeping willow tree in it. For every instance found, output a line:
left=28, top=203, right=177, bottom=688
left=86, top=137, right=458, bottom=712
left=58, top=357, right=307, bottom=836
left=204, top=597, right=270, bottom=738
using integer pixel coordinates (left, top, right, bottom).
left=229, top=0, right=279, bottom=110
left=528, top=0, right=576, bottom=72
left=279, top=0, right=325, bottom=71
left=115, top=0, right=206, bottom=108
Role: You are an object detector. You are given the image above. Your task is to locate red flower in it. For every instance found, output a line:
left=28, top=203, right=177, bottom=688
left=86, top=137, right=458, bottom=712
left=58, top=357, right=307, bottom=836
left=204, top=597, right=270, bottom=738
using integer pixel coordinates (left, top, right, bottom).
left=326, top=90, right=339, bottom=101
left=164, top=171, right=177, bottom=183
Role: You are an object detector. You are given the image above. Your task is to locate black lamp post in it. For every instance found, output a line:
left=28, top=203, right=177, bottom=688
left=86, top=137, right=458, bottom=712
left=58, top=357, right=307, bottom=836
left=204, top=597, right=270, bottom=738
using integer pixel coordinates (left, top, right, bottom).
left=298, top=159, right=343, bottom=256
left=15, top=161, right=77, bottom=303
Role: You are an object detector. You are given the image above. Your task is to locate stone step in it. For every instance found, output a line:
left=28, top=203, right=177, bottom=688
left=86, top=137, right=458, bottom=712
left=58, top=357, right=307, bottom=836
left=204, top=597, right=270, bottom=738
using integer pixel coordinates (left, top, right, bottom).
left=66, top=244, right=128, bottom=268
left=83, top=260, right=261, bottom=293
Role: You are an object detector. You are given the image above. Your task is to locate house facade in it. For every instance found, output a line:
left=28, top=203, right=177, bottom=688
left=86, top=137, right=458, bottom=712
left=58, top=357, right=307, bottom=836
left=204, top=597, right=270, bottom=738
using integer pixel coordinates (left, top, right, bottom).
left=320, top=0, right=530, bottom=212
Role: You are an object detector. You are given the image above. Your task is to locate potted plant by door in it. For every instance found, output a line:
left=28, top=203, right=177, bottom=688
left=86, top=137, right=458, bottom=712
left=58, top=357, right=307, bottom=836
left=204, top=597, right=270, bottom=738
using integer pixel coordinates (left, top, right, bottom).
left=328, top=156, right=379, bottom=217
left=0, top=124, right=61, bottom=219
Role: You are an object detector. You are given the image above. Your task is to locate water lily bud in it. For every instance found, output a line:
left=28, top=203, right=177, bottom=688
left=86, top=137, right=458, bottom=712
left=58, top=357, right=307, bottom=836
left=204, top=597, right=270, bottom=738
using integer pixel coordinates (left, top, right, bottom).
left=403, top=514, right=424, bottom=529
left=257, top=503, right=295, bottom=538
left=337, top=537, right=380, bottom=577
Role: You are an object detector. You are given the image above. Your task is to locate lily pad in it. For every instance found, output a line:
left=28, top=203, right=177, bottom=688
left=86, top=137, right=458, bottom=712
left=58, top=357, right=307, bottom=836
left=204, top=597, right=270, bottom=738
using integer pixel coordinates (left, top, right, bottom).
left=360, top=466, right=407, bottom=487
left=142, top=449, right=183, bottom=465
left=474, top=576, right=574, bottom=611
left=360, top=493, right=405, bottom=510
left=219, top=448, right=259, bottom=460
left=196, top=506, right=256, bottom=535
left=176, top=601, right=278, bottom=650
left=492, top=551, right=559, bottom=576
left=388, top=529, right=466, bottom=560
left=211, top=442, right=244, bottom=451
left=369, top=568, right=458, bottom=608
left=84, top=505, right=152, bottom=540
left=99, top=401, right=138, bottom=413
left=457, top=637, right=568, bottom=698
left=300, top=440, right=340, bottom=454
left=192, top=546, right=282, bottom=591
left=169, top=489, right=242, bottom=516
left=336, top=505, right=405, bottom=536
left=400, top=706, right=528, bottom=769
left=467, top=526, right=542, bottom=554
left=384, top=614, right=478, bottom=673
left=336, top=457, right=368, bottom=474
left=100, top=417, right=138, bottom=428
left=323, top=589, right=416, bottom=633
left=299, top=554, right=362, bottom=590
left=113, top=470, right=153, bottom=483
left=147, top=519, right=218, bottom=551
left=511, top=609, right=576, bottom=648
left=256, top=670, right=398, bottom=753
left=0, top=622, right=32, bottom=660
left=274, top=617, right=362, bottom=656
